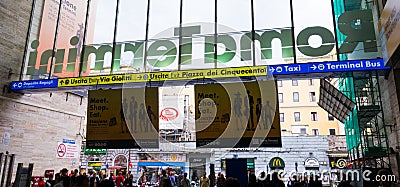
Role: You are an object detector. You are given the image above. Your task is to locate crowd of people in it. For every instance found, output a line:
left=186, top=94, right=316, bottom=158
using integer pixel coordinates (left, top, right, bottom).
left=32, top=168, right=395, bottom=187
left=39, top=168, right=132, bottom=187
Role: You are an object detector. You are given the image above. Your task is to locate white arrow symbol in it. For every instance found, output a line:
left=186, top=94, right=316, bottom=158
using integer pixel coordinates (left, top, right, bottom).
left=269, top=67, right=275, bottom=73
left=13, top=83, right=17, bottom=88
left=311, top=64, right=317, bottom=71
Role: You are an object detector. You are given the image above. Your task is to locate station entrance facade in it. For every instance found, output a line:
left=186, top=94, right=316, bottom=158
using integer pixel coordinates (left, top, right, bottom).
left=3, top=0, right=400, bottom=186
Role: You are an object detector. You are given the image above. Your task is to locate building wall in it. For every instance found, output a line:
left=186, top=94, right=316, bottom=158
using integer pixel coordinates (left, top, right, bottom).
left=213, top=136, right=331, bottom=179
left=0, top=0, right=87, bottom=178
left=381, top=68, right=400, bottom=181
left=278, top=79, right=342, bottom=136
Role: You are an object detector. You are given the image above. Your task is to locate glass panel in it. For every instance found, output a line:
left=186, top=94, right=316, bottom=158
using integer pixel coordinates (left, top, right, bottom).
left=279, top=93, right=283, bottom=103
left=146, top=38, right=180, bottom=72
left=52, top=0, right=89, bottom=78
left=293, top=92, right=299, bottom=102
left=294, top=112, right=300, bottom=121
left=182, top=0, right=215, bottom=35
left=254, top=0, right=293, bottom=65
left=310, top=92, right=316, bottom=102
left=24, top=0, right=60, bottom=79
left=292, top=0, right=337, bottom=63
left=216, top=0, right=250, bottom=69
left=217, top=0, right=251, bottom=33
left=333, top=0, right=380, bottom=60
left=117, top=0, right=147, bottom=42
left=84, top=0, right=118, bottom=76
left=115, top=0, right=148, bottom=74
left=148, top=0, right=180, bottom=39
left=23, top=0, right=89, bottom=79
left=180, top=0, right=215, bottom=70
left=292, top=80, right=298, bottom=86
left=254, top=0, right=291, bottom=30
left=277, top=80, right=282, bottom=87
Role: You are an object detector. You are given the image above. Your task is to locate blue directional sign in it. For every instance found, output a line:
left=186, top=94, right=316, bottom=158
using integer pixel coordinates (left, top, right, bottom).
left=268, top=58, right=389, bottom=75
left=10, top=79, right=58, bottom=90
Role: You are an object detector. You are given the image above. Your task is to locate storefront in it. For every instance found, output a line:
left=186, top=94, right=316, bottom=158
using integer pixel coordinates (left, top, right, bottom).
left=137, top=153, right=186, bottom=180
left=81, top=148, right=108, bottom=174
left=304, top=157, right=320, bottom=171
left=189, top=158, right=206, bottom=181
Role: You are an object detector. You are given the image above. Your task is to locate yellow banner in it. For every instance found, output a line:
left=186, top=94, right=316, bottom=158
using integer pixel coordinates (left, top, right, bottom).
left=195, top=81, right=281, bottom=148
left=58, top=66, right=267, bottom=87
left=87, top=88, right=159, bottom=148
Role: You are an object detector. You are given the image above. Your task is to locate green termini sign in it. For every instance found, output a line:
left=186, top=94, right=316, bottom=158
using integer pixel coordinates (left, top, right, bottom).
left=26, top=10, right=377, bottom=75
left=84, top=148, right=106, bottom=154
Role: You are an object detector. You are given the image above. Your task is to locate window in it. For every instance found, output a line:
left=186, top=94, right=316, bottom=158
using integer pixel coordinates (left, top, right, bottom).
left=300, top=128, right=307, bottom=134
left=277, top=80, right=282, bottom=87
left=278, top=93, right=283, bottom=103
left=311, top=112, right=318, bottom=121
left=329, top=129, right=336, bottom=135
left=328, top=114, right=335, bottom=121
left=294, top=112, right=301, bottom=122
left=293, top=92, right=299, bottom=102
left=309, top=79, right=315, bottom=86
left=279, top=113, right=284, bottom=122
left=312, top=129, right=319, bottom=135
left=292, top=80, right=298, bottom=86
left=309, top=92, right=316, bottom=102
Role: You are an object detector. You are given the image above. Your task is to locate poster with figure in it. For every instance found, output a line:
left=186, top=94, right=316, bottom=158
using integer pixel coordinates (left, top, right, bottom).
left=87, top=88, right=159, bottom=149
left=27, top=0, right=97, bottom=77
left=195, top=81, right=281, bottom=148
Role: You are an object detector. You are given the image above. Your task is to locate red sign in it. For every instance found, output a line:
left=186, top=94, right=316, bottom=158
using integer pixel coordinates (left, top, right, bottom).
left=32, top=176, right=45, bottom=187
left=57, top=143, right=66, bottom=157
left=160, top=108, right=179, bottom=121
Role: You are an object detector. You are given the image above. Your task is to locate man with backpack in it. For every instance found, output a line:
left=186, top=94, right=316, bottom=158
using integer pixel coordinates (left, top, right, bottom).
left=160, top=170, right=172, bottom=187
left=180, top=173, right=190, bottom=187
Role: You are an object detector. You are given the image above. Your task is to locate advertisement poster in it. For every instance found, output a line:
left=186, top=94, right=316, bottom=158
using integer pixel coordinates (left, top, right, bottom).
left=159, top=93, right=184, bottom=130
left=195, top=81, right=281, bottom=148
left=29, top=0, right=96, bottom=77
left=379, top=0, right=400, bottom=64
left=87, top=88, right=159, bottom=148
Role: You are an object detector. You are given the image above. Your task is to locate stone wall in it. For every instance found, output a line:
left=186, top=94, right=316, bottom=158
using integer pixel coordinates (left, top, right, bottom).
left=0, top=0, right=87, bottom=178
left=381, top=69, right=400, bottom=181
left=213, top=136, right=330, bottom=176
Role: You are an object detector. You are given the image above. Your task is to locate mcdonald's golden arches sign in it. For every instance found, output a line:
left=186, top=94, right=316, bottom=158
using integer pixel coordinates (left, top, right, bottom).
left=269, top=157, right=285, bottom=169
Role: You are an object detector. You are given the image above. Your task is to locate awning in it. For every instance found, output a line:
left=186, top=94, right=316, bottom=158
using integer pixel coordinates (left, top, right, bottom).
left=137, top=162, right=186, bottom=172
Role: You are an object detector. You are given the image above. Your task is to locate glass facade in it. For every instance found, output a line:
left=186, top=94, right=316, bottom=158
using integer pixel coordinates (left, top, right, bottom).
left=20, top=0, right=381, bottom=80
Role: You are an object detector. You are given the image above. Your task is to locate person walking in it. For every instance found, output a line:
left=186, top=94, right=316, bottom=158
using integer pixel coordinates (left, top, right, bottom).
left=181, top=173, right=191, bottom=187
left=89, top=172, right=100, bottom=187
left=123, top=173, right=133, bottom=187
left=200, top=173, right=209, bottom=187
left=160, top=170, right=172, bottom=187
left=115, top=172, right=125, bottom=187
left=216, top=173, right=225, bottom=187
left=139, top=172, right=147, bottom=187
left=247, top=174, right=258, bottom=187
